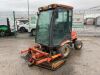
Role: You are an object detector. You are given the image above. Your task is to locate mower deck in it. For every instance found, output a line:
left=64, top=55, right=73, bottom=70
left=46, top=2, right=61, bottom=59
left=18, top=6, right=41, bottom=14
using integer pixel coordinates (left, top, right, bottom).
left=21, top=45, right=66, bottom=70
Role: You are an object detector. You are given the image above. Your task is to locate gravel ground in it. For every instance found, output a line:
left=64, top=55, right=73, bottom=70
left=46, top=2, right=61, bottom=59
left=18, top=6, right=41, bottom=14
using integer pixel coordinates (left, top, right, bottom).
left=0, top=34, right=100, bottom=75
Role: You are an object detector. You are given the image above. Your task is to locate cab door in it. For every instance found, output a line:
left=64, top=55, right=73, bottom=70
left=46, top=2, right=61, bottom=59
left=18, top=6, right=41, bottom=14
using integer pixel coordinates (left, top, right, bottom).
left=52, top=8, right=72, bottom=46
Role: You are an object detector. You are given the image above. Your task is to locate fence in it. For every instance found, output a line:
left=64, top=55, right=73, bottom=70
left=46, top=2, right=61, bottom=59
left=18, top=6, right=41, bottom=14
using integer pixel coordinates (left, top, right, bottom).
left=72, top=9, right=100, bottom=36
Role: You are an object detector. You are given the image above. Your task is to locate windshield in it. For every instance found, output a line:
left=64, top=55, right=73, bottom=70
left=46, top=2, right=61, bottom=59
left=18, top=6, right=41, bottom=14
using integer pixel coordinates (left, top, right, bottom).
left=36, top=10, right=53, bottom=45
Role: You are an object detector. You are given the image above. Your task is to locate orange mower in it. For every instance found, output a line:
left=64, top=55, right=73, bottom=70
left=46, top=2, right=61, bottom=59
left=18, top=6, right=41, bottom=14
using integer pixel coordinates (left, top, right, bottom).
left=21, top=4, right=83, bottom=70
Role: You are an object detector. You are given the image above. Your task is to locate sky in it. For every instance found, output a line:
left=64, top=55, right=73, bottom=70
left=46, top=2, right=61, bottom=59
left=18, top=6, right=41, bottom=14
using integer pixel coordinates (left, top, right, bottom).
left=0, top=0, right=100, bottom=11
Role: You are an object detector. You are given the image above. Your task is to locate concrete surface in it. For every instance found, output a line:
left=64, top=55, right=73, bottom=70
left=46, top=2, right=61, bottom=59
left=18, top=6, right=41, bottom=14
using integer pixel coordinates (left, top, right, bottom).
left=0, top=35, right=100, bottom=75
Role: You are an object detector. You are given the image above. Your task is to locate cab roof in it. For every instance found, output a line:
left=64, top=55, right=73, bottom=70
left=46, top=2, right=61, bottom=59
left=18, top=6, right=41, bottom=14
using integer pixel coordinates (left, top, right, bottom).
left=38, top=4, right=73, bottom=11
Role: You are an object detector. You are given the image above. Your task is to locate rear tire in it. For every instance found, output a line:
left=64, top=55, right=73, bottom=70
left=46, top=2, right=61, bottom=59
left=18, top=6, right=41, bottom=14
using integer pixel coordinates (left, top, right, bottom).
left=74, top=40, right=82, bottom=50
left=59, top=44, right=71, bottom=58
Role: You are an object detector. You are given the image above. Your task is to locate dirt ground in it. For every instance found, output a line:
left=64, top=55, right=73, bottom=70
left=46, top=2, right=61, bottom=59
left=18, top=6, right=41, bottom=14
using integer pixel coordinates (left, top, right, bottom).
left=0, top=34, right=100, bottom=75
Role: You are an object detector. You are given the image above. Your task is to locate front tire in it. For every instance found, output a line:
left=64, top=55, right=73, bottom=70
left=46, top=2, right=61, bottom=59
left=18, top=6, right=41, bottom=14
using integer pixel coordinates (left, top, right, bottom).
left=74, top=40, right=83, bottom=50
left=59, top=44, right=71, bottom=58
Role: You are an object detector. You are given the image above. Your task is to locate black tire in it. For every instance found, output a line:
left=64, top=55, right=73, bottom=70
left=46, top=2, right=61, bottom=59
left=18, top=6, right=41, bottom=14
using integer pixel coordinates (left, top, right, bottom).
left=74, top=40, right=83, bottom=50
left=0, top=31, right=5, bottom=37
left=19, top=27, right=27, bottom=33
left=59, top=44, right=71, bottom=58
left=31, top=29, right=36, bottom=36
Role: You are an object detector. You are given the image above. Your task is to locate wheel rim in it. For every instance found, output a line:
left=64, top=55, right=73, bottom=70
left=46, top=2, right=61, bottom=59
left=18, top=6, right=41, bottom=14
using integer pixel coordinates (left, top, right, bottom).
left=77, top=44, right=82, bottom=48
left=63, top=47, right=70, bottom=57
left=60, top=44, right=70, bottom=58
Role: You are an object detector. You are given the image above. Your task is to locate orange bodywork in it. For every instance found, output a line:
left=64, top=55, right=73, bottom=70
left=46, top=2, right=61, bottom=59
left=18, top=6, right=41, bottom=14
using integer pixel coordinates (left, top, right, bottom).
left=60, top=31, right=77, bottom=46
left=51, top=54, right=62, bottom=59
left=21, top=46, right=62, bottom=65
left=71, top=31, right=77, bottom=40
left=36, top=54, right=62, bottom=65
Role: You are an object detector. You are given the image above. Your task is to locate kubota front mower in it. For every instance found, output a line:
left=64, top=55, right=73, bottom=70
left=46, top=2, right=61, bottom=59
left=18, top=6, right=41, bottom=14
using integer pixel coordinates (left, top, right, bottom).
left=21, top=4, right=83, bottom=70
